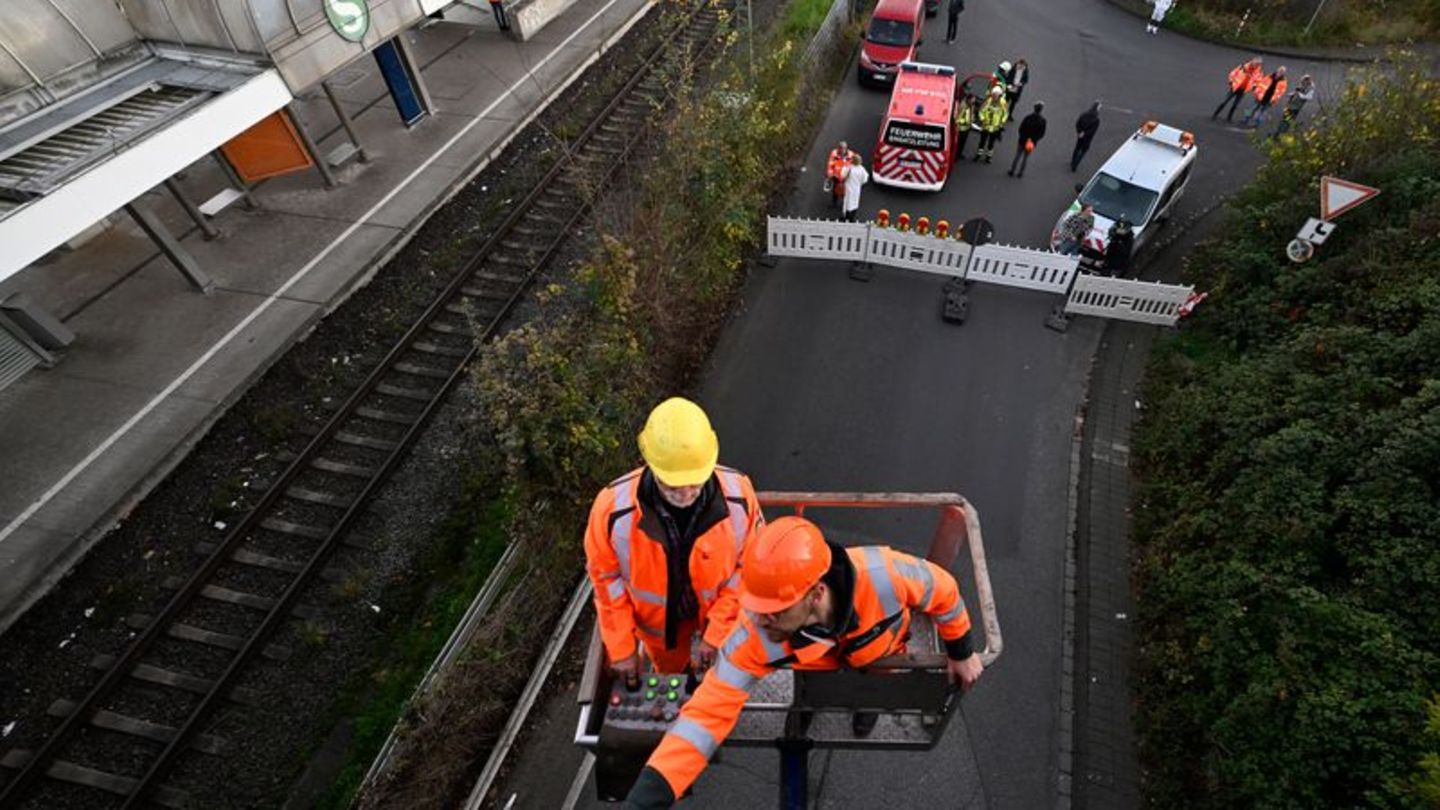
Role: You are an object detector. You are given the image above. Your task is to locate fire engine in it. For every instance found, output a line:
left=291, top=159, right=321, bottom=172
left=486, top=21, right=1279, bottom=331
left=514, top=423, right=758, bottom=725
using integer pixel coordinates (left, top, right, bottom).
left=872, top=62, right=957, bottom=192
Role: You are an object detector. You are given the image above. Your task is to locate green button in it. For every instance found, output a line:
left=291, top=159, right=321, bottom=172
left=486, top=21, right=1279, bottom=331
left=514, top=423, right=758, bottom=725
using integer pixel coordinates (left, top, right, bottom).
left=669, top=677, right=681, bottom=689
left=647, top=676, right=659, bottom=687
left=666, top=691, right=678, bottom=701
left=645, top=689, right=656, bottom=700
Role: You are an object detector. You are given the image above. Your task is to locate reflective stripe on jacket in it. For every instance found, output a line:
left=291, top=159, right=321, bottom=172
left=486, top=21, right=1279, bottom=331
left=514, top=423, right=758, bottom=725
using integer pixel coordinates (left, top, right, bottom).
left=979, top=97, right=1008, bottom=132
left=642, top=545, right=973, bottom=798
left=584, top=465, right=763, bottom=662
left=954, top=102, right=974, bottom=130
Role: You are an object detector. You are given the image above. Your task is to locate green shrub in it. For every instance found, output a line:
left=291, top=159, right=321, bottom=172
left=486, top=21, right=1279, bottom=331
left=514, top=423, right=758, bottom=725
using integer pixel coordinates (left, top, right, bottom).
left=1133, top=61, right=1440, bottom=808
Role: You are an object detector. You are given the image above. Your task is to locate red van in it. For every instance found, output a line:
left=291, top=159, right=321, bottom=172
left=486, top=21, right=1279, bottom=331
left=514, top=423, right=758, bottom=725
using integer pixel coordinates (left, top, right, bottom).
left=872, top=62, right=956, bottom=191
left=857, top=0, right=926, bottom=88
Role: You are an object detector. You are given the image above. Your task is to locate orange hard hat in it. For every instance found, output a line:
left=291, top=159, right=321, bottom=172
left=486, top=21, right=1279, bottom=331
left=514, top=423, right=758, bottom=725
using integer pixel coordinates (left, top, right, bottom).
left=739, top=517, right=832, bottom=614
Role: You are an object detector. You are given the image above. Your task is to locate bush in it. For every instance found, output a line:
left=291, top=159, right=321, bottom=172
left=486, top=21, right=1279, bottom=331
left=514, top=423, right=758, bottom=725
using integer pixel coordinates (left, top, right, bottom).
left=1132, top=61, right=1440, bottom=808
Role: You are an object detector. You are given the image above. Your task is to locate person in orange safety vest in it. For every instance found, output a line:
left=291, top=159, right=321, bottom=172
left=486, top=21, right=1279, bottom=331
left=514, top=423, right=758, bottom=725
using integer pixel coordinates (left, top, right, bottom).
left=624, top=516, right=985, bottom=808
left=824, top=140, right=857, bottom=207
left=585, top=397, right=764, bottom=679
left=1212, top=57, right=1264, bottom=123
left=1241, top=65, right=1288, bottom=128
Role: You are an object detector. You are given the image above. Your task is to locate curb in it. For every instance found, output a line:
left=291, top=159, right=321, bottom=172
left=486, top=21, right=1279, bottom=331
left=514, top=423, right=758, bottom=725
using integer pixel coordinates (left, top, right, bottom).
left=1101, top=0, right=1405, bottom=64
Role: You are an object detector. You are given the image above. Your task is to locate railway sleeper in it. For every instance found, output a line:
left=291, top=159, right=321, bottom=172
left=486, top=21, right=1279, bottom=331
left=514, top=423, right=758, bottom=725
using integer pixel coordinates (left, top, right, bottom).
left=285, top=486, right=355, bottom=509
left=258, top=518, right=374, bottom=550
left=124, top=613, right=291, bottom=661
left=469, top=270, right=526, bottom=284
left=0, top=752, right=189, bottom=809
left=191, top=543, right=347, bottom=585
left=353, top=405, right=420, bottom=427
left=373, top=382, right=435, bottom=402
left=487, top=252, right=535, bottom=270
left=410, top=341, right=470, bottom=359
left=310, top=456, right=381, bottom=477
left=425, top=320, right=476, bottom=338
left=334, top=430, right=403, bottom=451
left=160, top=577, right=320, bottom=620
left=457, top=286, right=515, bottom=303
left=46, top=699, right=229, bottom=755
left=392, top=361, right=453, bottom=381
left=88, top=654, right=263, bottom=706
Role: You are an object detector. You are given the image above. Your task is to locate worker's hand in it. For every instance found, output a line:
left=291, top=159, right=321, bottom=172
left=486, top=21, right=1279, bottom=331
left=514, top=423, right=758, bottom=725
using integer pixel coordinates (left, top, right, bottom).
left=947, top=652, right=984, bottom=692
left=611, top=652, right=642, bottom=687
left=691, top=641, right=717, bottom=673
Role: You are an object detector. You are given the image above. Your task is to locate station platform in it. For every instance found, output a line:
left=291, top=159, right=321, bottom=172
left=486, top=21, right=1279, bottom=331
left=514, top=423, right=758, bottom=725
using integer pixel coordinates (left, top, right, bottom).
left=0, top=0, right=653, bottom=634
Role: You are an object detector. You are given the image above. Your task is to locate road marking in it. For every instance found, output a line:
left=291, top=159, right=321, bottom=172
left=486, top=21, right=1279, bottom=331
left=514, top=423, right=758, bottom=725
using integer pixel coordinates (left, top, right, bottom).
left=0, top=0, right=628, bottom=550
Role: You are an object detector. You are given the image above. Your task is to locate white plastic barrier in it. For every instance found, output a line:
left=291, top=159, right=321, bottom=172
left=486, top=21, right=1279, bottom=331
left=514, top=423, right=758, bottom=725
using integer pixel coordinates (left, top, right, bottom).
left=864, top=227, right=972, bottom=278
left=965, top=243, right=1079, bottom=294
left=766, top=217, right=869, bottom=262
left=1064, top=274, right=1193, bottom=327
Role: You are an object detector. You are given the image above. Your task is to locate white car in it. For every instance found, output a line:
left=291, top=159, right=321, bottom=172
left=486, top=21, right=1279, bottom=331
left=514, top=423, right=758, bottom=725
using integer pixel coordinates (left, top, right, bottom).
left=1051, top=121, right=1197, bottom=267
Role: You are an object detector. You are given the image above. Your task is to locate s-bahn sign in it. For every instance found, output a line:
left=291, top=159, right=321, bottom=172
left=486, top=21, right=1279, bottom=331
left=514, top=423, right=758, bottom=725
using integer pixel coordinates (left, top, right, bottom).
left=325, top=0, right=371, bottom=42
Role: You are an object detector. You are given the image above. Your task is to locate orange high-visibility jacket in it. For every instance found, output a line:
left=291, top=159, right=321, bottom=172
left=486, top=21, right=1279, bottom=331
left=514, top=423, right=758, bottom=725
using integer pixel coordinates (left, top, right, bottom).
left=584, top=466, right=763, bottom=663
left=1251, top=73, right=1288, bottom=101
left=827, top=148, right=853, bottom=180
left=1228, top=63, right=1261, bottom=92
left=638, top=544, right=974, bottom=801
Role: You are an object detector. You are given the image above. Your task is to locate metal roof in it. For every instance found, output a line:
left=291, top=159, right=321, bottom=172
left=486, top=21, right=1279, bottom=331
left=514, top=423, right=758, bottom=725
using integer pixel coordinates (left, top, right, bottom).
left=0, top=57, right=257, bottom=221
left=1097, top=128, right=1195, bottom=192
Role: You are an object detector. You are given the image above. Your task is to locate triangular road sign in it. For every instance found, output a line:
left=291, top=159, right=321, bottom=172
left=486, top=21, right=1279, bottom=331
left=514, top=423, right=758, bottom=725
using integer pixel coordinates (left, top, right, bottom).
left=1321, top=176, right=1380, bottom=220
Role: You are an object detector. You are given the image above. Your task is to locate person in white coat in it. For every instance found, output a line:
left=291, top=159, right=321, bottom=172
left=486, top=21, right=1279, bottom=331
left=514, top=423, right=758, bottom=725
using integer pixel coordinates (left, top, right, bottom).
left=841, top=154, right=869, bottom=222
left=1147, top=0, right=1173, bottom=33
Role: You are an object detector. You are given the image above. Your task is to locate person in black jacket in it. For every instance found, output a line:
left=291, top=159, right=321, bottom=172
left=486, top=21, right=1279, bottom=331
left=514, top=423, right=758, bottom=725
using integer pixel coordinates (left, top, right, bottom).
left=1008, top=102, right=1046, bottom=178
left=945, top=0, right=965, bottom=43
left=1071, top=100, right=1101, bottom=172
left=1104, top=215, right=1135, bottom=277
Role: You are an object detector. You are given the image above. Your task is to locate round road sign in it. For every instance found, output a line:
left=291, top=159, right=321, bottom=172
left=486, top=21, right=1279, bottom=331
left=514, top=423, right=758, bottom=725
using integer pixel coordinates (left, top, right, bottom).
left=1286, top=238, right=1314, bottom=264
left=324, top=0, right=371, bottom=42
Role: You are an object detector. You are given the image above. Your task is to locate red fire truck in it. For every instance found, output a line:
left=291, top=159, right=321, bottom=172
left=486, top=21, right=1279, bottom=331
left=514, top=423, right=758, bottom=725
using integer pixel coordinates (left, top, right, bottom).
left=872, top=61, right=957, bottom=192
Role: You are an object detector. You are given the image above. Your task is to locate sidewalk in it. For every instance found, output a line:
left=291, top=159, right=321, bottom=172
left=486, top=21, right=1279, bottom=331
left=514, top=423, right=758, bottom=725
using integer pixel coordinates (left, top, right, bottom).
left=0, top=0, right=653, bottom=633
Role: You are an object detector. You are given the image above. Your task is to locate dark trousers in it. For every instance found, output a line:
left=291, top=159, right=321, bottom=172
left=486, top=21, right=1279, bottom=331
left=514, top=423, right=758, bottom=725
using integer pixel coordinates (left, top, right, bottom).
left=946, top=13, right=961, bottom=40
left=1070, top=138, right=1091, bottom=172
left=977, top=130, right=1000, bottom=159
left=490, top=0, right=510, bottom=30
left=956, top=128, right=972, bottom=159
left=1213, top=88, right=1246, bottom=121
left=842, top=207, right=860, bottom=222
left=1008, top=143, right=1031, bottom=176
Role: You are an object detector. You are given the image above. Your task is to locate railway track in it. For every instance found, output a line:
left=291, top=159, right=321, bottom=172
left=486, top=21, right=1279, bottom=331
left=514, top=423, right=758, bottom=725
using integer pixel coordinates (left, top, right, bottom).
left=0, top=2, right=726, bottom=806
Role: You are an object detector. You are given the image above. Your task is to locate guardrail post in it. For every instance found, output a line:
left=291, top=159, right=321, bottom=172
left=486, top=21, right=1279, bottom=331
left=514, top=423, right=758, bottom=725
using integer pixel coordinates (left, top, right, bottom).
left=1045, top=263, right=1084, bottom=333
left=848, top=221, right=874, bottom=281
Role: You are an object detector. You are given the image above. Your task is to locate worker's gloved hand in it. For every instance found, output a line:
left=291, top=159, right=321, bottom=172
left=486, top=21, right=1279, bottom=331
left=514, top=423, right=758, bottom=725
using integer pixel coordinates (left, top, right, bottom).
left=691, top=640, right=717, bottom=673
left=612, top=652, right=642, bottom=688
left=947, top=652, right=984, bottom=692
left=625, top=766, right=676, bottom=809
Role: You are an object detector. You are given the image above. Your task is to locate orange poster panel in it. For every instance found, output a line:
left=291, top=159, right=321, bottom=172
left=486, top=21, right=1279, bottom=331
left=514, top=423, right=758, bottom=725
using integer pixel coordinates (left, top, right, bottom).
left=221, top=110, right=314, bottom=182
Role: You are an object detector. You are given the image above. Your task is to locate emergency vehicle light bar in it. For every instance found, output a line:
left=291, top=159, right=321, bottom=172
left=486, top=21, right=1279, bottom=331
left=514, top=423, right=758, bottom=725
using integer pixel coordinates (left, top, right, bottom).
left=899, top=61, right=956, bottom=76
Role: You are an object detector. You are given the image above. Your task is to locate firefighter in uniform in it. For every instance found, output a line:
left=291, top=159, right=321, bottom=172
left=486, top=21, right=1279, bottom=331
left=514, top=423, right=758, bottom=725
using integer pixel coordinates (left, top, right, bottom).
left=624, top=516, right=984, bottom=808
left=975, top=85, right=1009, bottom=164
left=585, top=397, right=764, bottom=678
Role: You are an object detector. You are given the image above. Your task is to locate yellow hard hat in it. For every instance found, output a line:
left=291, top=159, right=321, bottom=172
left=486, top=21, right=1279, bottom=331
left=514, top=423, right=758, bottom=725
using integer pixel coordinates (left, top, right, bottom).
left=638, top=397, right=719, bottom=487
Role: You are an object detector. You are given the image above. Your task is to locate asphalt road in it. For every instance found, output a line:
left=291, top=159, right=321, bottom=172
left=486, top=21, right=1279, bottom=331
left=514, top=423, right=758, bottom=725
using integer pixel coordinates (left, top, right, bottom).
left=494, top=0, right=1351, bottom=806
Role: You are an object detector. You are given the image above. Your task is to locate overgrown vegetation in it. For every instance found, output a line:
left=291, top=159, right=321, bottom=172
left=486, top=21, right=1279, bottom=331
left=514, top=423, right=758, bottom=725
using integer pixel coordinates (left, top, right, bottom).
left=1117, top=0, right=1438, bottom=46
left=1131, top=62, right=1440, bottom=808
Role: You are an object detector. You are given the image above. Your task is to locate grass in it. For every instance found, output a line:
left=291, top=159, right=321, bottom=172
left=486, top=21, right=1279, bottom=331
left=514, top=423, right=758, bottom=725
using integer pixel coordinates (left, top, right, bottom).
left=309, top=485, right=515, bottom=810
left=1124, top=0, right=1437, bottom=46
left=782, top=0, right=838, bottom=39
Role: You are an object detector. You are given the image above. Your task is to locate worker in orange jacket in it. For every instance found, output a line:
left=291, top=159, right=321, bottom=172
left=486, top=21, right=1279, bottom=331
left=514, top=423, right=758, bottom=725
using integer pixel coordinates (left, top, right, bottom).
left=1241, top=65, right=1288, bottom=128
left=1212, top=57, right=1264, bottom=123
left=585, top=397, right=764, bottom=678
left=624, top=516, right=984, bottom=808
left=824, top=140, right=856, bottom=207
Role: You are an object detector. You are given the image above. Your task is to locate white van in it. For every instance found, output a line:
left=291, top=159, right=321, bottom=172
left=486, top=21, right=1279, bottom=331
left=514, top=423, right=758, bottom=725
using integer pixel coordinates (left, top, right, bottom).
left=1051, top=121, right=1197, bottom=266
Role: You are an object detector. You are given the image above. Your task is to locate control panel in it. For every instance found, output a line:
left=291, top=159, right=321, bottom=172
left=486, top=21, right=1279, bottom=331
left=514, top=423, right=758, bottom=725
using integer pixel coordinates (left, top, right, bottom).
left=603, top=672, right=696, bottom=730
